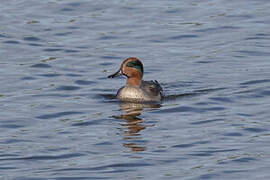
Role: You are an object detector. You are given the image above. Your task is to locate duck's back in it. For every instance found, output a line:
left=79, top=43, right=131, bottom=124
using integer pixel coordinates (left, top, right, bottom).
left=141, top=80, right=163, bottom=97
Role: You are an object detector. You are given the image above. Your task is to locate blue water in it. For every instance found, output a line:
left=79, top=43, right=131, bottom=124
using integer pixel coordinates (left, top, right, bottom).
left=1, top=0, right=270, bottom=179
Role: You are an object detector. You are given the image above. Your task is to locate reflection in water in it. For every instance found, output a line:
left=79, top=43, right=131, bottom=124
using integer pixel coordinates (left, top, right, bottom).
left=112, top=102, right=161, bottom=152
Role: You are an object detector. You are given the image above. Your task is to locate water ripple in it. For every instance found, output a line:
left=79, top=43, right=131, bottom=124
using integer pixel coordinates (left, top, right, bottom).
left=0, top=153, right=84, bottom=161
left=244, top=127, right=267, bottom=133
left=54, top=32, right=72, bottom=36
left=172, top=141, right=210, bottom=148
left=240, top=79, right=270, bottom=85
left=168, top=34, right=198, bottom=40
left=30, top=63, right=52, bottom=68
left=72, top=119, right=107, bottom=127
left=188, top=148, right=238, bottom=157
left=21, top=76, right=36, bottom=80
left=23, top=36, right=41, bottom=41
left=190, top=118, right=225, bottom=125
left=0, top=124, right=24, bottom=129
left=75, top=80, right=96, bottom=85
left=236, top=50, right=270, bottom=56
left=3, top=40, right=21, bottom=44
left=43, top=48, right=63, bottom=52
left=55, top=162, right=152, bottom=172
left=37, top=111, right=83, bottom=119
left=154, top=106, right=203, bottom=113
left=223, top=132, right=243, bottom=137
left=56, top=85, right=81, bottom=91
left=38, top=73, right=61, bottom=77
left=28, top=43, right=43, bottom=47
left=195, top=25, right=240, bottom=32
left=54, top=177, right=108, bottom=180
left=232, top=157, right=257, bottom=163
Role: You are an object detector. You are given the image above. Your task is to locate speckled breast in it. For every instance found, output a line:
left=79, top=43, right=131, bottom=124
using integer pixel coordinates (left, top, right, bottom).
left=116, top=86, right=161, bottom=102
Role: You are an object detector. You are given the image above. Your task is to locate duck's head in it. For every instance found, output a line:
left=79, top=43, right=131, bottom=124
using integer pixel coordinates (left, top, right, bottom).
left=108, top=57, right=144, bottom=86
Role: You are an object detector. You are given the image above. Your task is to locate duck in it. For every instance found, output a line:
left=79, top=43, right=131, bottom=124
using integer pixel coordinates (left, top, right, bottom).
left=108, top=57, right=163, bottom=102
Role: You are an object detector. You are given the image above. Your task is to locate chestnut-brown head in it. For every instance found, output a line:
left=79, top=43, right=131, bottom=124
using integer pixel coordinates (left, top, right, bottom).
left=108, top=57, right=144, bottom=86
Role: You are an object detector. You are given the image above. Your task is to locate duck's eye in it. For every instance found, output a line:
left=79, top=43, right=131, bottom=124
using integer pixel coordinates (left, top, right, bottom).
left=127, top=61, right=144, bottom=74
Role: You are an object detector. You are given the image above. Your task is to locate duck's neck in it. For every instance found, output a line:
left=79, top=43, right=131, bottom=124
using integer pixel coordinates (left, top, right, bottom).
left=126, top=77, right=142, bottom=87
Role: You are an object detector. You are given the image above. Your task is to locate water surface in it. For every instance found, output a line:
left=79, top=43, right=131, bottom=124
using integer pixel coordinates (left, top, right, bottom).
left=1, top=0, right=270, bottom=179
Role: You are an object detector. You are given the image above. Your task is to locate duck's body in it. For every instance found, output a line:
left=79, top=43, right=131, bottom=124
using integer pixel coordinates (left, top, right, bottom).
left=117, top=80, right=162, bottom=102
left=108, top=57, right=163, bottom=102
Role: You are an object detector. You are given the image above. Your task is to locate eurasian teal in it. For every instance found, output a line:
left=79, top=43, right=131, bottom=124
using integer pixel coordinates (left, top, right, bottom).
left=108, top=57, right=163, bottom=102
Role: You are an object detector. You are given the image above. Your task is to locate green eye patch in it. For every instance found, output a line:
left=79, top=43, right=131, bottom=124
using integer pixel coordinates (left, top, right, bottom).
left=127, top=60, right=144, bottom=75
